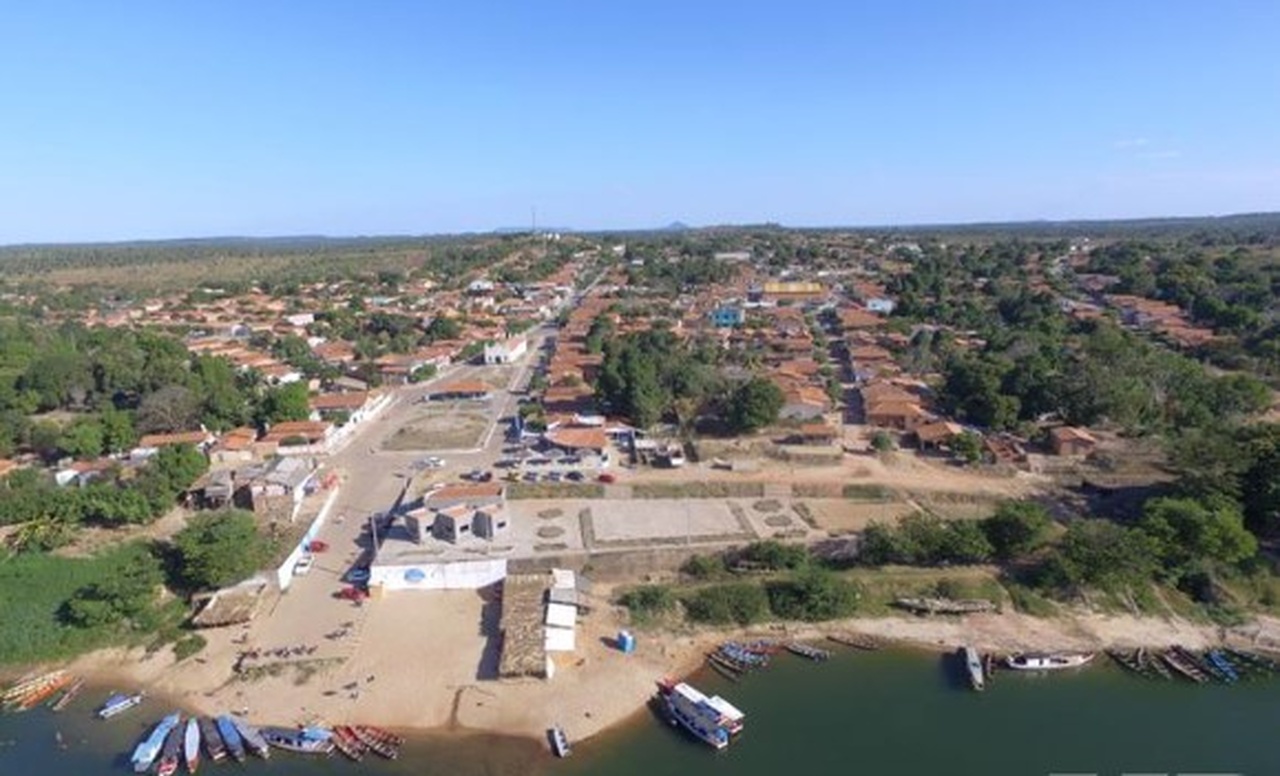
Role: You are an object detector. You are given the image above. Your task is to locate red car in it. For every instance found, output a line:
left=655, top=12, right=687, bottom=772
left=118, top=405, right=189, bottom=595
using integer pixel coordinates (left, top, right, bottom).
left=597, top=472, right=616, bottom=484
left=335, top=586, right=369, bottom=601
left=307, top=540, right=329, bottom=553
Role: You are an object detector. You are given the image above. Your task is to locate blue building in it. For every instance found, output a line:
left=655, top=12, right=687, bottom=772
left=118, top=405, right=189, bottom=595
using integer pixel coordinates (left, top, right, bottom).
left=710, top=306, right=745, bottom=328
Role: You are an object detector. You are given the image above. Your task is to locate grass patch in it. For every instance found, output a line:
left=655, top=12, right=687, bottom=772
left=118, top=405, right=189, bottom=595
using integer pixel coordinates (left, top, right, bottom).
left=507, top=483, right=605, bottom=500
left=0, top=543, right=178, bottom=665
left=632, top=482, right=764, bottom=499
left=172, top=634, right=207, bottom=662
left=1004, top=583, right=1060, bottom=617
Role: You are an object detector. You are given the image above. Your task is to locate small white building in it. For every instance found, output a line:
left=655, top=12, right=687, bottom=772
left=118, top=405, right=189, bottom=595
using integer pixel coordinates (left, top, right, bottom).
left=483, top=338, right=529, bottom=365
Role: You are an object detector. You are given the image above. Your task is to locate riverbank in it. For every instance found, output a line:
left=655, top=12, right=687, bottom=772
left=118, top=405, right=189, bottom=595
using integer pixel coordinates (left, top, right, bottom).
left=12, top=600, right=1278, bottom=750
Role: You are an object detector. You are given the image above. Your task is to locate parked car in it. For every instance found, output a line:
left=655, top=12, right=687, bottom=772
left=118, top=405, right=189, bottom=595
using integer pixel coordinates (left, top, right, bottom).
left=547, top=471, right=563, bottom=482
left=597, top=472, right=616, bottom=484
left=522, top=472, right=539, bottom=482
left=335, top=586, right=369, bottom=601
left=420, top=456, right=446, bottom=469
left=306, top=540, right=329, bottom=553
left=345, top=567, right=371, bottom=584
left=293, top=554, right=315, bottom=576
left=565, top=471, right=585, bottom=482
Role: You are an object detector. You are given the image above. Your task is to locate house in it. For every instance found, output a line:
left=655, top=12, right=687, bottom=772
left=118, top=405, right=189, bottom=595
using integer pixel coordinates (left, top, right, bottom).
left=309, top=390, right=391, bottom=426
left=239, top=456, right=317, bottom=519
left=132, top=429, right=216, bottom=459
left=790, top=422, right=839, bottom=446
left=260, top=420, right=335, bottom=453
left=544, top=426, right=610, bottom=465
left=483, top=338, right=529, bottom=365
left=428, top=503, right=509, bottom=543
left=424, top=482, right=506, bottom=511
left=865, top=399, right=927, bottom=431
left=709, top=305, right=745, bottom=328
left=428, top=380, right=493, bottom=401
left=1049, top=426, right=1098, bottom=457
left=778, top=384, right=829, bottom=421
left=208, top=426, right=258, bottom=465
left=914, top=420, right=965, bottom=450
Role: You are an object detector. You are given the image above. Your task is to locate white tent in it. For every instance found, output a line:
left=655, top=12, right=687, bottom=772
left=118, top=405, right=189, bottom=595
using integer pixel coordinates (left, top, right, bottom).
left=545, top=626, right=577, bottom=652
left=551, top=568, right=576, bottom=590
left=545, top=602, right=577, bottom=629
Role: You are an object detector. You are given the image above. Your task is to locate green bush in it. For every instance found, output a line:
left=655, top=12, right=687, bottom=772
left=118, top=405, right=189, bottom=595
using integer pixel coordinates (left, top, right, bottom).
left=172, top=633, right=208, bottom=662
left=738, top=540, right=809, bottom=571
left=618, top=585, right=676, bottom=619
left=682, top=583, right=770, bottom=625
left=765, top=570, right=860, bottom=621
left=683, top=553, right=726, bottom=579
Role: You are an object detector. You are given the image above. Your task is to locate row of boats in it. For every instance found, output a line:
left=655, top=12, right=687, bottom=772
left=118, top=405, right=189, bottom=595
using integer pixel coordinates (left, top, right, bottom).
left=1107, top=646, right=1280, bottom=685
left=961, top=647, right=1097, bottom=690
left=2, top=670, right=85, bottom=712
left=705, top=635, right=880, bottom=682
left=129, top=712, right=405, bottom=773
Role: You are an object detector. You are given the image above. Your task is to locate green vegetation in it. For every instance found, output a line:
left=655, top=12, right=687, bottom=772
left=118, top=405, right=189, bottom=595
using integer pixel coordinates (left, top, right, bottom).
left=173, top=509, right=275, bottom=591
left=617, top=585, right=677, bottom=625
left=0, top=543, right=178, bottom=664
left=681, top=582, right=772, bottom=625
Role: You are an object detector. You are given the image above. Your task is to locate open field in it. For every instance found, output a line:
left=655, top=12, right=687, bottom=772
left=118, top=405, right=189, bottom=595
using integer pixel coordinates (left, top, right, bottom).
left=382, top=406, right=491, bottom=451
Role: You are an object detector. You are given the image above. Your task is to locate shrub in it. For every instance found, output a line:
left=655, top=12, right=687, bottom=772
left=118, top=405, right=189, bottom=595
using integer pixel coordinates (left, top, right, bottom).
left=682, top=583, right=770, bottom=625
left=172, top=633, right=207, bottom=662
left=683, top=553, right=726, bottom=579
left=738, top=540, right=809, bottom=571
left=618, top=585, right=676, bottom=619
left=765, top=570, right=860, bottom=621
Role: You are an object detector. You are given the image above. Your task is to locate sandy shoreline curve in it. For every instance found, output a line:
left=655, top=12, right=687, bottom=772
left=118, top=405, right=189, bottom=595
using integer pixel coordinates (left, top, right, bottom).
left=10, top=604, right=1278, bottom=748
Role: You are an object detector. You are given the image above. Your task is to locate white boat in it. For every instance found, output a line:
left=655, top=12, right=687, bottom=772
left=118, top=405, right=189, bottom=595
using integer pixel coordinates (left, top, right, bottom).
left=184, top=717, right=201, bottom=774
left=549, top=725, right=571, bottom=757
left=131, top=713, right=182, bottom=773
left=1005, top=652, right=1096, bottom=671
left=97, top=692, right=145, bottom=719
left=655, top=678, right=744, bottom=750
left=962, top=646, right=985, bottom=691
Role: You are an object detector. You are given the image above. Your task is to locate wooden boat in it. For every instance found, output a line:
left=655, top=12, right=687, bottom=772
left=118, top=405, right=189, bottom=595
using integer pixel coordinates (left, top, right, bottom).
left=329, top=726, right=363, bottom=761
left=1205, top=650, right=1240, bottom=683
left=334, top=726, right=368, bottom=755
left=1004, top=652, right=1095, bottom=671
left=828, top=633, right=883, bottom=651
left=1159, top=649, right=1207, bottom=683
left=132, top=713, right=182, bottom=774
left=5, top=671, right=73, bottom=711
left=261, top=726, right=334, bottom=755
left=786, top=642, right=832, bottom=661
left=350, top=725, right=399, bottom=759
left=549, top=725, right=572, bottom=757
left=183, top=717, right=201, bottom=774
left=896, top=597, right=997, bottom=615
left=961, top=646, right=984, bottom=691
left=156, top=722, right=184, bottom=776
left=231, top=717, right=270, bottom=759
left=97, top=691, right=145, bottom=719
left=50, top=677, right=85, bottom=711
left=215, top=715, right=246, bottom=762
left=198, top=716, right=226, bottom=762
left=707, top=655, right=741, bottom=682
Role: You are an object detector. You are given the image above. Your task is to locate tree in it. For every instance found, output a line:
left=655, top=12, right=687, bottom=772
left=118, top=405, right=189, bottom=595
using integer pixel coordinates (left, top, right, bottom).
left=58, top=416, right=105, bottom=459
left=870, top=430, right=895, bottom=453
left=258, top=382, right=311, bottom=425
left=62, top=544, right=162, bottom=629
left=1139, top=496, right=1257, bottom=572
left=137, top=385, right=201, bottom=434
left=950, top=431, right=984, bottom=464
left=982, top=501, right=1052, bottom=561
left=1048, top=520, right=1159, bottom=591
left=765, top=569, right=860, bottom=621
left=1241, top=425, right=1280, bottom=536
left=100, top=406, right=137, bottom=454
left=173, top=510, right=272, bottom=590
left=727, top=377, right=784, bottom=434
left=681, top=583, right=770, bottom=625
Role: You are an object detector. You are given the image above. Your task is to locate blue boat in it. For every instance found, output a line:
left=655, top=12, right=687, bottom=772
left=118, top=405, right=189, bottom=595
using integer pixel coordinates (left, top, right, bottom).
left=131, top=713, right=181, bottom=773
left=97, top=691, right=145, bottom=719
left=1206, top=650, right=1239, bottom=683
left=215, top=715, right=247, bottom=762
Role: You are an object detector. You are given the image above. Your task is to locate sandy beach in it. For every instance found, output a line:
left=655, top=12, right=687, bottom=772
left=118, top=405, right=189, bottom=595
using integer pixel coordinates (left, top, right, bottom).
left=45, top=582, right=1280, bottom=747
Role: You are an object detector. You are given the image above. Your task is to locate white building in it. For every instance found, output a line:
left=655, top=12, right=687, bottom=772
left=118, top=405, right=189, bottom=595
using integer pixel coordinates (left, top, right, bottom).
left=483, top=338, right=529, bottom=365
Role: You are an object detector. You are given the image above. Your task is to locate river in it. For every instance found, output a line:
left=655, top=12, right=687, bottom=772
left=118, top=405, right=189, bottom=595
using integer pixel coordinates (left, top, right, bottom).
left=5, top=648, right=1279, bottom=775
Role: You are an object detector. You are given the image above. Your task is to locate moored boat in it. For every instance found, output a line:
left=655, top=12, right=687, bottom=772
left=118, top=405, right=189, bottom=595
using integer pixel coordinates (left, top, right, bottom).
left=215, top=715, right=246, bottom=762
left=49, top=677, right=85, bottom=711
left=350, top=725, right=400, bottom=759
left=198, top=716, right=226, bottom=762
left=549, top=725, right=572, bottom=757
left=786, top=642, right=832, bottom=661
left=329, top=726, right=363, bottom=761
left=231, top=717, right=270, bottom=759
left=1004, top=652, right=1096, bottom=671
left=97, top=691, right=145, bottom=719
left=962, top=646, right=985, bottom=691
left=183, top=717, right=201, bottom=773
left=156, top=722, right=184, bottom=776
left=261, top=726, right=335, bottom=755
left=132, top=713, right=182, bottom=774
left=655, top=678, right=744, bottom=750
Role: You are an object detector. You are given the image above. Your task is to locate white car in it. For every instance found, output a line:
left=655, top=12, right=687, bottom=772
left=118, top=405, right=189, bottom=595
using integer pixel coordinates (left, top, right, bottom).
left=293, top=554, right=316, bottom=576
left=420, top=456, right=446, bottom=469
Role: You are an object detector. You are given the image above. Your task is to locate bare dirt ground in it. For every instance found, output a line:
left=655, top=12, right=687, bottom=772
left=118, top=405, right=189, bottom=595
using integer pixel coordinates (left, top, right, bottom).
left=800, top=499, right=917, bottom=533
left=382, top=406, right=491, bottom=451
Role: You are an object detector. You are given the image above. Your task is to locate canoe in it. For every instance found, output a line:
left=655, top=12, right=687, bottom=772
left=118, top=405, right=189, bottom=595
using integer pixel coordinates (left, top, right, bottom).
left=198, top=716, right=226, bottom=762
left=157, top=723, right=184, bottom=776
left=183, top=717, right=201, bottom=774
left=131, top=713, right=181, bottom=773
left=215, top=715, right=246, bottom=762
left=231, top=717, right=270, bottom=759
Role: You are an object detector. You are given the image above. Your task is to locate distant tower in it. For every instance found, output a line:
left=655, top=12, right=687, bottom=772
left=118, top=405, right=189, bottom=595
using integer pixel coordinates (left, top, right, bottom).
left=531, top=205, right=537, bottom=236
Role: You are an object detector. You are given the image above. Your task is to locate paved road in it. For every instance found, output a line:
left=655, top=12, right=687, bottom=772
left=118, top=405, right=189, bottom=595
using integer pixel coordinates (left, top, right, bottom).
left=241, top=325, right=553, bottom=666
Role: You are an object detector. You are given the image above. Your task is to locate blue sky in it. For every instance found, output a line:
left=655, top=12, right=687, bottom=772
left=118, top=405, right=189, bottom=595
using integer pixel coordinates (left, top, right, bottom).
left=1, top=1, right=1277, bottom=242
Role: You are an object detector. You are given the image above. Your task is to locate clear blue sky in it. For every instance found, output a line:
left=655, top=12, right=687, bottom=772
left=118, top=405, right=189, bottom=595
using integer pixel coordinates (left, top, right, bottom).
left=2, top=1, right=1277, bottom=242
